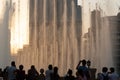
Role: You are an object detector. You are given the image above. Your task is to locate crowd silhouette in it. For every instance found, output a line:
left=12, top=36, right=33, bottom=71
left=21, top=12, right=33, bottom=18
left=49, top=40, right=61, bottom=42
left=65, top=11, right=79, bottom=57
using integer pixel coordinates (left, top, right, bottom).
left=0, top=60, right=119, bottom=80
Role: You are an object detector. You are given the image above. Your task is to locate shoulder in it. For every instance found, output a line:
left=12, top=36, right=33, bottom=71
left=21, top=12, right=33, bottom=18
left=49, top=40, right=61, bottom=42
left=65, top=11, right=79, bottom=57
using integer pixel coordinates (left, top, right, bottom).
left=10, top=66, right=16, bottom=70
left=112, top=73, right=119, bottom=77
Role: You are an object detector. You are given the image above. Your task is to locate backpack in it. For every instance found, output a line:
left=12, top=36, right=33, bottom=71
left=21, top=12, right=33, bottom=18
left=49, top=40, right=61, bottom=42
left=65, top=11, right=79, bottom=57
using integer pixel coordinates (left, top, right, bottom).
left=102, top=74, right=109, bottom=80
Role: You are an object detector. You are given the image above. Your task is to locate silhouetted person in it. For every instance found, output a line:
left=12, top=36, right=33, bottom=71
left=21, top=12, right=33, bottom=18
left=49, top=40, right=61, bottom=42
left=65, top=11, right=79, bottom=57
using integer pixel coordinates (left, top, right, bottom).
left=27, top=65, right=39, bottom=80
left=87, top=60, right=91, bottom=69
left=64, top=69, right=75, bottom=80
left=108, top=67, right=119, bottom=80
left=75, top=69, right=87, bottom=80
left=76, top=60, right=90, bottom=80
left=3, top=66, right=9, bottom=80
left=7, top=61, right=17, bottom=80
left=0, top=68, right=3, bottom=77
left=97, top=67, right=109, bottom=80
left=38, top=68, right=45, bottom=80
left=16, top=65, right=25, bottom=80
left=0, top=68, right=3, bottom=80
left=97, top=73, right=102, bottom=80
left=50, top=67, right=60, bottom=80
left=45, top=64, right=53, bottom=80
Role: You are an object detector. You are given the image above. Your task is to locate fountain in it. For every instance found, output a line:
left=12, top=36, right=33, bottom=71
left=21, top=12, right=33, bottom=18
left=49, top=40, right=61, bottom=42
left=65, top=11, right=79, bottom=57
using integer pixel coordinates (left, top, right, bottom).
left=80, top=0, right=120, bottom=74
left=8, top=0, right=120, bottom=76
left=9, top=0, right=82, bottom=75
left=0, top=0, right=11, bottom=69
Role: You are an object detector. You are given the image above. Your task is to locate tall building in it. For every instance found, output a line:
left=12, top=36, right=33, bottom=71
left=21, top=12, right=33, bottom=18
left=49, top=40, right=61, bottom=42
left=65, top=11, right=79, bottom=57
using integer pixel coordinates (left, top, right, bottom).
left=106, top=13, right=120, bottom=74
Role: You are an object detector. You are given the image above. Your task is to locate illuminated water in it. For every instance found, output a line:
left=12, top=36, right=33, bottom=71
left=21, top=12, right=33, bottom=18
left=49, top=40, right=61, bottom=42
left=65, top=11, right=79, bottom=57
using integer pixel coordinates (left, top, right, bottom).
left=9, top=0, right=81, bottom=75
left=1, top=0, right=120, bottom=75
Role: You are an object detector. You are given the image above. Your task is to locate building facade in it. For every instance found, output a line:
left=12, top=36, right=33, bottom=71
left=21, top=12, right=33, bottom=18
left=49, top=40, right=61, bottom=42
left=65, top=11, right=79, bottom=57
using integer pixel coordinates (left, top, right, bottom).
left=106, top=13, right=120, bottom=74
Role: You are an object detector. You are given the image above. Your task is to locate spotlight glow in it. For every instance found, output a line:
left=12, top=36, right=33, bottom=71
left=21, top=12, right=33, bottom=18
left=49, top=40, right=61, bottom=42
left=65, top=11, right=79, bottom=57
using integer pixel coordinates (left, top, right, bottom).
left=9, top=0, right=29, bottom=54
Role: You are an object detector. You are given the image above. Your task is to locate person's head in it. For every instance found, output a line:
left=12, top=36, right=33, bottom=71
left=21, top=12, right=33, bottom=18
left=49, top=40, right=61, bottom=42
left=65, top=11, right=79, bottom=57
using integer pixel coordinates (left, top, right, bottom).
left=82, top=59, right=87, bottom=66
left=48, top=64, right=52, bottom=70
left=40, top=68, right=44, bottom=74
left=11, top=61, right=15, bottom=66
left=102, top=67, right=108, bottom=73
left=110, top=67, right=115, bottom=73
left=54, top=67, right=58, bottom=74
left=19, top=65, right=24, bottom=70
left=87, top=60, right=91, bottom=67
left=31, top=65, right=35, bottom=69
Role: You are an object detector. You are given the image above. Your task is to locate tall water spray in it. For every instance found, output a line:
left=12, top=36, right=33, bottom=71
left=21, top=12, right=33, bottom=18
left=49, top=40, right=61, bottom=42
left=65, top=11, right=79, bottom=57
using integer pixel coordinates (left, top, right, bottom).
left=8, top=0, right=120, bottom=76
left=81, top=0, right=119, bottom=73
left=10, top=0, right=82, bottom=75
left=0, top=0, right=11, bottom=68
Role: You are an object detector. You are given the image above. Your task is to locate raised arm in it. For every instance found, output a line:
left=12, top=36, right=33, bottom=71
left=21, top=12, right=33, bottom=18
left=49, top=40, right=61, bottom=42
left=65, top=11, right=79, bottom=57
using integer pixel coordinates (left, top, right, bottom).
left=76, top=60, right=82, bottom=70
